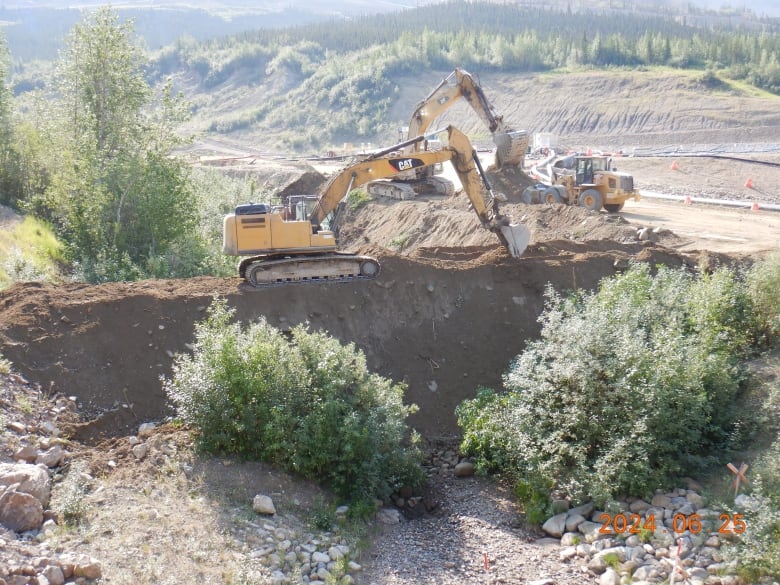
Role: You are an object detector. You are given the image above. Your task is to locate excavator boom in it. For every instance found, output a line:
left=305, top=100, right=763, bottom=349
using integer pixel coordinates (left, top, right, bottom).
left=406, top=68, right=528, bottom=168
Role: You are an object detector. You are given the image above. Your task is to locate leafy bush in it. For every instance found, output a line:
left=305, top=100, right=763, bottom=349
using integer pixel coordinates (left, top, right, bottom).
left=457, top=261, right=773, bottom=506
left=745, top=251, right=780, bottom=346
left=345, top=188, right=372, bottom=211
left=730, top=439, right=780, bottom=581
left=164, top=299, right=424, bottom=503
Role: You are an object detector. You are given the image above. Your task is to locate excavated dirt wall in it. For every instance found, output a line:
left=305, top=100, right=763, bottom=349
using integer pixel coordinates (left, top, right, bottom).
left=0, top=244, right=689, bottom=439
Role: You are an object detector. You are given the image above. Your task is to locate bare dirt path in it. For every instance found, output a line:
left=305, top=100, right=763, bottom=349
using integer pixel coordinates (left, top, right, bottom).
left=621, top=197, right=780, bottom=255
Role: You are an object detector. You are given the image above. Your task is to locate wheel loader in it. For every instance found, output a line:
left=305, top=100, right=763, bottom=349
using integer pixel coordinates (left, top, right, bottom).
left=524, top=154, right=638, bottom=212
left=366, top=68, right=529, bottom=200
left=223, top=125, right=530, bottom=287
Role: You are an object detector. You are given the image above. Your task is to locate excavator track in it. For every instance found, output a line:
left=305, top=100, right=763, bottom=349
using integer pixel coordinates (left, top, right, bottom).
left=238, top=253, right=381, bottom=288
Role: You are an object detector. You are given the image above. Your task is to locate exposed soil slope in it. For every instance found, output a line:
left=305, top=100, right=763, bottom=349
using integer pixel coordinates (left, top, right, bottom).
left=0, top=240, right=701, bottom=440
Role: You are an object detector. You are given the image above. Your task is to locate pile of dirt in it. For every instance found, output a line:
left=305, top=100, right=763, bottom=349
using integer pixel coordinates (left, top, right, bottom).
left=337, top=195, right=669, bottom=255
left=0, top=242, right=702, bottom=441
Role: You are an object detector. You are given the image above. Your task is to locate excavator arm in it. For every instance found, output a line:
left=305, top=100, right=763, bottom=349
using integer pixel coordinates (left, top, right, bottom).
left=405, top=68, right=528, bottom=168
left=310, top=126, right=530, bottom=257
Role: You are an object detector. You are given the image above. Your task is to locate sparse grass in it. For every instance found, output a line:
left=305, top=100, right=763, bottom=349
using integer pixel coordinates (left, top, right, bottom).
left=0, top=353, right=12, bottom=375
left=388, top=233, right=410, bottom=250
left=51, top=461, right=91, bottom=527
left=601, top=551, right=620, bottom=570
left=14, top=393, right=34, bottom=414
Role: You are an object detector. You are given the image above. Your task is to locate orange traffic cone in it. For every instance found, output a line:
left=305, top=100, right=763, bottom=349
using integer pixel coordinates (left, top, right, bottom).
left=685, top=195, right=692, bottom=205
left=745, top=178, right=753, bottom=188
left=751, top=201, right=760, bottom=212
left=671, top=161, right=679, bottom=171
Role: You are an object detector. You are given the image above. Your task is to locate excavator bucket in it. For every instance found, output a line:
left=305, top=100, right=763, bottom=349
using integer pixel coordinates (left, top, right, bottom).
left=494, top=130, right=530, bottom=168
left=499, top=223, right=531, bottom=257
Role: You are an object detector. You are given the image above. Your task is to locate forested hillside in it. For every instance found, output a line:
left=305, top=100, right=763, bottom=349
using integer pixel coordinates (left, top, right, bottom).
left=144, top=1, right=780, bottom=150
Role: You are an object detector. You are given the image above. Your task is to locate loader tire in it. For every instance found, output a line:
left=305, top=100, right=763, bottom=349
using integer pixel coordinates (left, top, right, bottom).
left=542, top=188, right=562, bottom=204
left=604, top=202, right=625, bottom=213
left=578, top=189, right=603, bottom=211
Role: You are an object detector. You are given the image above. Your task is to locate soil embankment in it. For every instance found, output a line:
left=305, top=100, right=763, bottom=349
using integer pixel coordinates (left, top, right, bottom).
left=0, top=240, right=700, bottom=439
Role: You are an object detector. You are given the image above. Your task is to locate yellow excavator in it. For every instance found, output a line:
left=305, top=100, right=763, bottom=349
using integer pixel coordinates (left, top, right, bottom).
left=367, top=68, right=529, bottom=200
left=223, top=126, right=530, bottom=287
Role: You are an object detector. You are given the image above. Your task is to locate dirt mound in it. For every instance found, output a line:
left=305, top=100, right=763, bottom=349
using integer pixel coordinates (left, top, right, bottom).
left=0, top=243, right=701, bottom=440
left=337, top=195, right=660, bottom=255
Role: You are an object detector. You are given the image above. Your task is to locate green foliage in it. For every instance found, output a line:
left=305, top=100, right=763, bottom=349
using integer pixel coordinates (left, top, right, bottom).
left=457, top=261, right=774, bottom=506
left=52, top=461, right=91, bottom=527
left=20, top=8, right=205, bottom=282
left=746, top=251, right=780, bottom=345
left=0, top=216, right=65, bottom=287
left=0, top=353, right=11, bottom=375
left=730, top=439, right=780, bottom=581
left=164, top=299, right=424, bottom=503
left=345, top=188, right=372, bottom=211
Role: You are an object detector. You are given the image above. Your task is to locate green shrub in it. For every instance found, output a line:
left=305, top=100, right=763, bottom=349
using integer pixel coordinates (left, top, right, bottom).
left=164, top=298, right=424, bottom=503
left=457, top=262, right=771, bottom=506
left=730, top=439, right=780, bottom=581
left=346, top=188, right=372, bottom=211
left=745, top=251, right=780, bottom=346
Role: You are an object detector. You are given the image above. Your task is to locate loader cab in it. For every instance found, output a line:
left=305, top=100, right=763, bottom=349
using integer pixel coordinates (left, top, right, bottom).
left=575, top=157, right=594, bottom=185
left=575, top=156, right=611, bottom=186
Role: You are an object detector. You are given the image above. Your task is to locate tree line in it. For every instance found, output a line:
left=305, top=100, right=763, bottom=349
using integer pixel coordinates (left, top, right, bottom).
left=155, top=1, right=780, bottom=93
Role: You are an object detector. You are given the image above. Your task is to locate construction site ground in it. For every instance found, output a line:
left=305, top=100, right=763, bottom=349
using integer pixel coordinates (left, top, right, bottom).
left=1, top=145, right=779, bottom=584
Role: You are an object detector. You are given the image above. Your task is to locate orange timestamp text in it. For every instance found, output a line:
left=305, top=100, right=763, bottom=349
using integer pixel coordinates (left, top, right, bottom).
left=598, top=512, right=746, bottom=535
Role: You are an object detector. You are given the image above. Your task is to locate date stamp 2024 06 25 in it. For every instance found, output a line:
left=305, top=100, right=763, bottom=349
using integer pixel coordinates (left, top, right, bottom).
left=597, top=511, right=746, bottom=536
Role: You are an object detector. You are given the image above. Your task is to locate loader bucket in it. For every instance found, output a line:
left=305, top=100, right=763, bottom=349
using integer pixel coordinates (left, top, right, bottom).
left=499, top=223, right=531, bottom=257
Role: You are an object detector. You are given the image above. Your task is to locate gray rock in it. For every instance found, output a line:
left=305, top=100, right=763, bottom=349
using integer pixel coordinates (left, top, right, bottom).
left=559, top=546, right=577, bottom=561
left=578, top=520, right=604, bottom=543
left=677, top=503, right=696, bottom=516
left=138, top=422, right=157, bottom=437
left=453, top=461, right=475, bottom=477
left=560, top=532, right=581, bottom=546
left=551, top=499, right=570, bottom=514
left=600, top=568, right=621, bottom=585
left=328, top=546, right=344, bottom=561
left=12, top=445, right=38, bottom=463
left=595, top=546, right=627, bottom=562
left=0, top=488, right=44, bottom=532
left=541, top=512, right=567, bottom=537
left=569, top=501, right=595, bottom=518
left=42, top=566, right=65, bottom=585
left=565, top=513, right=586, bottom=532
left=376, top=508, right=401, bottom=524
left=73, top=558, right=102, bottom=580
left=131, top=444, right=149, bottom=460
left=629, top=499, right=650, bottom=513
left=311, top=551, right=330, bottom=564
left=35, top=445, right=66, bottom=468
left=686, top=492, right=704, bottom=508
left=632, top=565, right=657, bottom=581
left=252, top=494, right=276, bottom=515
left=587, top=555, right=607, bottom=574
left=651, top=494, right=672, bottom=508
left=0, top=463, right=51, bottom=506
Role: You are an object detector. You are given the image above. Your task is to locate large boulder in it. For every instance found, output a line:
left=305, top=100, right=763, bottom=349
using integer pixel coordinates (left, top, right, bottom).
left=0, top=487, right=44, bottom=531
left=0, top=462, right=51, bottom=506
